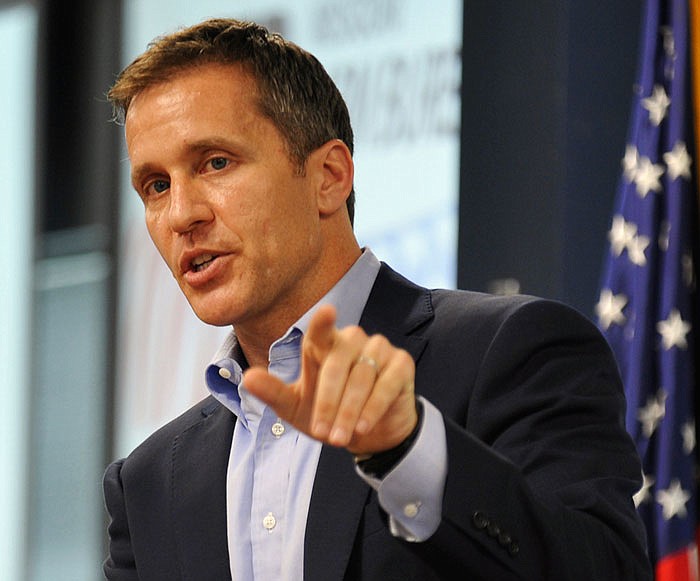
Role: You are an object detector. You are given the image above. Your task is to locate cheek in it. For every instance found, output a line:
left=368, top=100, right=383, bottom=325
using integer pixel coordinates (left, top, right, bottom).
left=145, top=213, right=162, bottom=245
left=261, top=218, right=273, bottom=237
left=250, top=217, right=299, bottom=272
left=144, top=216, right=174, bottom=264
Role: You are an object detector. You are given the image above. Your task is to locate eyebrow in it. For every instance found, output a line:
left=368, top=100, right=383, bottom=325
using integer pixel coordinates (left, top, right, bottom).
left=130, top=162, right=161, bottom=191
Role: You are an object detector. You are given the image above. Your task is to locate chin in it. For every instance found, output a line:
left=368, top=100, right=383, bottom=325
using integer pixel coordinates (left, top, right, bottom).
left=194, top=311, right=235, bottom=327
left=187, top=301, right=236, bottom=328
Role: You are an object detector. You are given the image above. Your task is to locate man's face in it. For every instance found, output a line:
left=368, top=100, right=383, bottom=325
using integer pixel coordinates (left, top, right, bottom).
left=125, top=64, right=326, bottom=331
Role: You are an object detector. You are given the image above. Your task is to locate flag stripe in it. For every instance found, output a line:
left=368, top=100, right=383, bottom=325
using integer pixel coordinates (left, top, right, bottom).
left=656, top=547, right=696, bottom=581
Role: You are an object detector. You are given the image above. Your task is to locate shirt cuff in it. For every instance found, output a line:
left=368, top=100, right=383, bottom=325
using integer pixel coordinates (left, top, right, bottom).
left=354, top=396, right=447, bottom=542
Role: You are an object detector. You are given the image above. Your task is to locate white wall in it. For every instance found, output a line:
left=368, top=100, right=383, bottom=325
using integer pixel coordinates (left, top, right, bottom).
left=0, top=3, right=37, bottom=579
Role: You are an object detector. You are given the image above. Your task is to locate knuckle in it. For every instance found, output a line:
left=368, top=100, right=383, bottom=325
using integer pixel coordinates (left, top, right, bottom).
left=367, top=333, right=390, bottom=353
left=314, top=399, right=335, bottom=417
left=395, top=348, right=415, bottom=370
left=335, top=405, right=358, bottom=425
left=339, top=325, right=366, bottom=345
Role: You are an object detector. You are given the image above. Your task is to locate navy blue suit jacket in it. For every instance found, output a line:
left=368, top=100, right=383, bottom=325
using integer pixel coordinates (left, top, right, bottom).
left=104, top=264, right=652, bottom=580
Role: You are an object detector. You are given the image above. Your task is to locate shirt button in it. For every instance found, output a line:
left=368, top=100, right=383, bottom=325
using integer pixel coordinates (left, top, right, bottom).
left=271, top=421, right=285, bottom=438
left=262, top=512, right=276, bottom=531
left=218, top=367, right=232, bottom=379
left=403, top=502, right=420, bottom=518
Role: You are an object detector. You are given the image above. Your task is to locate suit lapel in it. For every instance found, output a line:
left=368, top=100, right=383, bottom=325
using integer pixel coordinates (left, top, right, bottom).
left=303, top=444, right=373, bottom=580
left=171, top=399, right=235, bottom=579
left=304, top=264, right=433, bottom=580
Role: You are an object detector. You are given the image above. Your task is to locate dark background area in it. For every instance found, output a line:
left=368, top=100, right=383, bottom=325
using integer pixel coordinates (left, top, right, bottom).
left=458, top=1, right=642, bottom=318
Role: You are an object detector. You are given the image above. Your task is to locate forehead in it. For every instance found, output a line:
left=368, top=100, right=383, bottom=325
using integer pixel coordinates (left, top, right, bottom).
left=124, top=63, right=274, bottom=157
left=127, top=62, right=259, bottom=120
left=124, top=63, right=291, bottom=183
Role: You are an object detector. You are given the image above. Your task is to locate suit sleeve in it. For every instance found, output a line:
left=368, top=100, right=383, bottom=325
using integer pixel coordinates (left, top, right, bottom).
left=103, top=459, right=140, bottom=580
left=417, top=298, right=652, bottom=580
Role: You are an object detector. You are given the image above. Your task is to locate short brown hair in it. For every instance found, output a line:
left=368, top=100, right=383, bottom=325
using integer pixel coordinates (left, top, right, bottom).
left=109, top=18, right=355, bottom=223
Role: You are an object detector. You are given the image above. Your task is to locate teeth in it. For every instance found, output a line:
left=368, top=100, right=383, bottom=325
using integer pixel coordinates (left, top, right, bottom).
left=192, top=254, right=214, bottom=266
left=191, top=254, right=216, bottom=272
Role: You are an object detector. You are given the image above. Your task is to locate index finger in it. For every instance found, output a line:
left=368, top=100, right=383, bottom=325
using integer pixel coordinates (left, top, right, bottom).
left=302, top=304, right=338, bottom=366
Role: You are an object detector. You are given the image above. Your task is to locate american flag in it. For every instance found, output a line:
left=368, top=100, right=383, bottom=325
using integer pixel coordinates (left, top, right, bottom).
left=595, top=0, right=699, bottom=578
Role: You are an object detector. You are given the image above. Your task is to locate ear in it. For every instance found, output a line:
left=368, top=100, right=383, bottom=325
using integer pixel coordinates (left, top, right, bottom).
left=311, top=139, right=354, bottom=217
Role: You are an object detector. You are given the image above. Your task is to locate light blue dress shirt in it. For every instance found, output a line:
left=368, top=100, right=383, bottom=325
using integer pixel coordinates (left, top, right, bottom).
left=205, top=249, right=447, bottom=580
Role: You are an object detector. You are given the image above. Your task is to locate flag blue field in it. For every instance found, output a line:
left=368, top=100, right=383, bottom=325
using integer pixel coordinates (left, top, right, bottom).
left=596, top=0, right=699, bottom=578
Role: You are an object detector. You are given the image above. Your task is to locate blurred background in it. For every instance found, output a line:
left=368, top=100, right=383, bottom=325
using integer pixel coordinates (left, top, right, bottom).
left=0, top=0, right=641, bottom=579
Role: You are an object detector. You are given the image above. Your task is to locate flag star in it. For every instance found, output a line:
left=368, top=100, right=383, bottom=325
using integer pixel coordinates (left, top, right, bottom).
left=608, top=215, right=637, bottom=256
left=638, top=389, right=667, bottom=438
left=642, top=84, right=671, bottom=126
left=634, top=473, right=656, bottom=507
left=627, top=234, right=650, bottom=266
left=656, top=479, right=691, bottom=520
left=657, top=308, right=691, bottom=350
left=682, top=421, right=696, bottom=454
left=622, top=145, right=639, bottom=182
left=663, top=141, right=692, bottom=180
left=595, top=289, right=627, bottom=330
left=634, top=156, right=665, bottom=197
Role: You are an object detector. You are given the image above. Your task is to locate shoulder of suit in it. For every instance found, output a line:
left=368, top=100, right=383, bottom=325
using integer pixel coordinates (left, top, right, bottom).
left=432, top=287, right=584, bottom=312
left=429, top=288, right=535, bottom=319
left=428, top=288, right=596, bottom=336
left=122, top=396, right=225, bottom=464
left=375, top=263, right=592, bottom=332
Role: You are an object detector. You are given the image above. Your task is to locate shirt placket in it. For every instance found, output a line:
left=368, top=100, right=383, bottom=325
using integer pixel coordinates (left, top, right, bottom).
left=249, top=331, right=301, bottom=580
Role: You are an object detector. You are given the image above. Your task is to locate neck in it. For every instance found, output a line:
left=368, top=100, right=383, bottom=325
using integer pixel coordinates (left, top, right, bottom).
left=236, top=244, right=362, bottom=369
left=234, top=331, right=273, bottom=369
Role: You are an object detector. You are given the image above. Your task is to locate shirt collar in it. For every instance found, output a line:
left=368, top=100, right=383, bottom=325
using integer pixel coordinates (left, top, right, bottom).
left=205, top=248, right=381, bottom=415
left=295, top=247, right=381, bottom=333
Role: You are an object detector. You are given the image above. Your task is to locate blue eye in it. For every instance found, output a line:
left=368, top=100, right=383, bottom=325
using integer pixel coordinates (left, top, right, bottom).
left=152, top=179, right=169, bottom=193
left=210, top=157, right=228, bottom=170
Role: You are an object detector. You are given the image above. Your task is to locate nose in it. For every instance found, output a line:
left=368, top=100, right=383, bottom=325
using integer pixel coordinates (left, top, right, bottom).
left=167, top=177, right=214, bottom=234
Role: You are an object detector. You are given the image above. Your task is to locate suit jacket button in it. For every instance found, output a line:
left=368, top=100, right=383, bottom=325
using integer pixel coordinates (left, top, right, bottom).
left=472, top=511, right=489, bottom=530
left=498, top=531, right=511, bottom=546
left=486, top=521, right=500, bottom=537
left=508, top=541, right=520, bottom=557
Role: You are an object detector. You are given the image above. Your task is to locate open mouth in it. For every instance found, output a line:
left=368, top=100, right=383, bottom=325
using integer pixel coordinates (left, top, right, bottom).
left=191, top=253, right=217, bottom=272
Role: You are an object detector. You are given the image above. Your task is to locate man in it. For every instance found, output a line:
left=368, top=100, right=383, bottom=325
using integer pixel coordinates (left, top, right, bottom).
left=103, top=18, right=651, bottom=580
